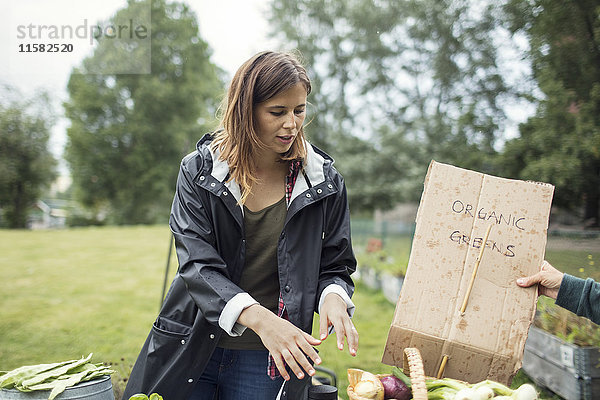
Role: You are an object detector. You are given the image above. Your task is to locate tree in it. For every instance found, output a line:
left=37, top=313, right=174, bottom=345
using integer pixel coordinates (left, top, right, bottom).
left=0, top=88, right=57, bottom=228
left=501, top=0, right=600, bottom=227
left=269, top=0, right=516, bottom=212
left=64, top=0, right=223, bottom=224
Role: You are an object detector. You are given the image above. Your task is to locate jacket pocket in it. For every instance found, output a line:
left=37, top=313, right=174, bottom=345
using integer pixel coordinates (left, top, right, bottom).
left=146, top=316, right=192, bottom=367
left=152, top=315, right=192, bottom=338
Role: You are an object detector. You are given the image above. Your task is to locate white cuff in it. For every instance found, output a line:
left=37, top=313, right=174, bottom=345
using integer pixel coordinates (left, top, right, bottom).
left=218, top=292, right=259, bottom=336
left=318, top=284, right=355, bottom=317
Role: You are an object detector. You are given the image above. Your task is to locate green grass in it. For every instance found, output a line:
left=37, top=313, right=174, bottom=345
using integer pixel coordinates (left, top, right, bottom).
left=0, top=226, right=178, bottom=397
left=0, top=226, right=598, bottom=400
left=545, top=250, right=599, bottom=280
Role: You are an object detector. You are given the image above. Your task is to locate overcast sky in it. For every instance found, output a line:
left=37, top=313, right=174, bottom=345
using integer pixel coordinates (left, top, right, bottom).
left=1, top=1, right=534, bottom=174
left=0, top=0, right=275, bottom=165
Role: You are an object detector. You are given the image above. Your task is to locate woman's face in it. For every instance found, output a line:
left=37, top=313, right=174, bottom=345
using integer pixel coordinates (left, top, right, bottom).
left=253, top=82, right=307, bottom=160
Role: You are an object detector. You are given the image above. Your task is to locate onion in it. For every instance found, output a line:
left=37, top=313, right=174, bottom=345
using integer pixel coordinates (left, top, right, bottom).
left=513, top=384, right=538, bottom=400
left=378, top=374, right=411, bottom=400
left=454, top=387, right=481, bottom=400
left=474, top=386, right=494, bottom=399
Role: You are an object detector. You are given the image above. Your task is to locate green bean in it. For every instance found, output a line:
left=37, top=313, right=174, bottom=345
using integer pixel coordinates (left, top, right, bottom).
left=19, top=354, right=93, bottom=388
left=127, top=393, right=163, bottom=400
left=0, top=360, right=71, bottom=389
left=0, top=353, right=114, bottom=400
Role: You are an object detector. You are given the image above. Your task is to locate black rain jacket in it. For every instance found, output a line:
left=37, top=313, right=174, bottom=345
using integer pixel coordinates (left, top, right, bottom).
left=122, top=133, right=356, bottom=400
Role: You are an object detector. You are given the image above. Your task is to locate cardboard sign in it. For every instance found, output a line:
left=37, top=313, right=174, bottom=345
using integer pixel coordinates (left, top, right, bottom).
left=382, top=161, right=554, bottom=384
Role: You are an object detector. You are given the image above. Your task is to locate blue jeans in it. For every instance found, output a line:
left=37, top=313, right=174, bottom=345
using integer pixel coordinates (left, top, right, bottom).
left=189, top=347, right=284, bottom=400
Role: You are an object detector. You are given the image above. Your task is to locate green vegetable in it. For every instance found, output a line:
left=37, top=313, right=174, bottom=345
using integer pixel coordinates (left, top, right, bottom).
left=388, top=366, right=537, bottom=400
left=0, top=360, right=73, bottom=389
left=471, top=379, right=513, bottom=396
left=0, top=354, right=114, bottom=400
left=391, top=366, right=412, bottom=388
left=427, top=386, right=459, bottom=400
left=425, top=377, right=468, bottom=392
left=128, top=393, right=164, bottom=400
left=19, top=353, right=93, bottom=388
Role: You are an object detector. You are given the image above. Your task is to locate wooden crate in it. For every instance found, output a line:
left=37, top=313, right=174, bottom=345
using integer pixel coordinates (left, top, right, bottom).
left=522, top=326, right=600, bottom=399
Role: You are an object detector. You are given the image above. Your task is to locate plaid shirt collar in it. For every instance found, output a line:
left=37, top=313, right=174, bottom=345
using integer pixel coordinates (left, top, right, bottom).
left=285, top=159, right=303, bottom=207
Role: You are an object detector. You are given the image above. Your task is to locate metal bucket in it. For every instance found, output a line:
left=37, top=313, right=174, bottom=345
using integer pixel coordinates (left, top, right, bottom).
left=0, top=376, right=114, bottom=400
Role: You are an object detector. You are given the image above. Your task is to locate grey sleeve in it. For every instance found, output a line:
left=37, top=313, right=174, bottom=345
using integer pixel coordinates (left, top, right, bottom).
left=555, top=274, right=600, bottom=325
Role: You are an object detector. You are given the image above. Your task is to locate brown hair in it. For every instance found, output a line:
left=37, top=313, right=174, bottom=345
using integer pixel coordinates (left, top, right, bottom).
left=212, top=51, right=311, bottom=204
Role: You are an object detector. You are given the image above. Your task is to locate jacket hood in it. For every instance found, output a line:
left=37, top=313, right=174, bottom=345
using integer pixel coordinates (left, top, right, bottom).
left=194, top=132, right=334, bottom=205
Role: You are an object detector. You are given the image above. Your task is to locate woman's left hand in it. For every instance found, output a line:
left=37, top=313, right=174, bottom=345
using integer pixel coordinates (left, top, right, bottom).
left=319, top=293, right=359, bottom=356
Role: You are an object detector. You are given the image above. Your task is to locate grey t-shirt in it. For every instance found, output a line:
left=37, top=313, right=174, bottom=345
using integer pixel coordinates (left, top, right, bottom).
left=218, top=196, right=287, bottom=350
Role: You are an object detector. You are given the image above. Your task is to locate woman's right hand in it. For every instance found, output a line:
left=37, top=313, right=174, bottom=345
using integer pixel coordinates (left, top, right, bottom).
left=238, top=304, right=322, bottom=381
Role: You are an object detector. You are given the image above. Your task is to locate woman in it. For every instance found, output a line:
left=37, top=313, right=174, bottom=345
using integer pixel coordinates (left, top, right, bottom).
left=122, top=51, right=358, bottom=400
